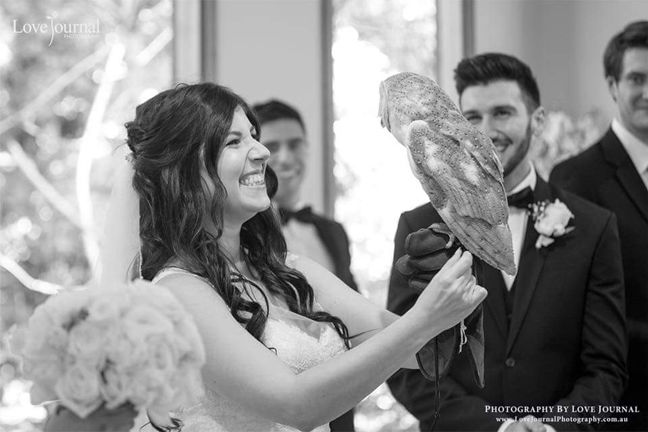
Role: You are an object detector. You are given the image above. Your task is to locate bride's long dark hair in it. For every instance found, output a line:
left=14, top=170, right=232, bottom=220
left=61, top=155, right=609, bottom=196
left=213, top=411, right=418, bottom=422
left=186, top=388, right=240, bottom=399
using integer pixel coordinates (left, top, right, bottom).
left=125, top=83, right=350, bottom=347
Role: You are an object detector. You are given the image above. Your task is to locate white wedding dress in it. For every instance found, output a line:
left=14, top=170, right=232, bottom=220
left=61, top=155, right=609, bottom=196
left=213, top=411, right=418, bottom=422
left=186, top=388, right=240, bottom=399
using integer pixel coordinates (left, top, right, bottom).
left=146, top=266, right=348, bottom=432
left=104, top=159, right=347, bottom=432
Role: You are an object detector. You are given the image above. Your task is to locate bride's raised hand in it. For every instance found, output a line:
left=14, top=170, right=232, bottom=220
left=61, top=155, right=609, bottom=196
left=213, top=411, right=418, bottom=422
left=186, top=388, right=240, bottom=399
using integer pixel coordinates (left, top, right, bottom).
left=412, top=249, right=487, bottom=333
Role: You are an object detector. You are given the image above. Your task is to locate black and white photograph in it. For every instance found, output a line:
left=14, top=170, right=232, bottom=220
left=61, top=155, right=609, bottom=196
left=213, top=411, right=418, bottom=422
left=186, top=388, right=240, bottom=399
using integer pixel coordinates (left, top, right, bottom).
left=0, top=1, right=646, bottom=431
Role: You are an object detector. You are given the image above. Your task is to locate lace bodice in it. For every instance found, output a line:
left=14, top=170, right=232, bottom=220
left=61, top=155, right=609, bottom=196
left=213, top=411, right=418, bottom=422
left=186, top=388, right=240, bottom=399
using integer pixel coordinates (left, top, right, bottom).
left=148, top=265, right=348, bottom=432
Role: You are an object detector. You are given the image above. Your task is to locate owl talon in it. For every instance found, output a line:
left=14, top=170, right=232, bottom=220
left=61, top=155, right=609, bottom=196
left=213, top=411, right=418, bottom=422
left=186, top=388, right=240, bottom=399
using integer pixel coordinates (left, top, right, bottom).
left=430, top=223, right=456, bottom=249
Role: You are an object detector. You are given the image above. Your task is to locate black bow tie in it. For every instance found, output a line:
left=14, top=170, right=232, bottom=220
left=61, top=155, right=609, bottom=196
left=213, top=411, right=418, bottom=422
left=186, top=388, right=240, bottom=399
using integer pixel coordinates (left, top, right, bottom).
left=279, top=206, right=315, bottom=225
left=507, top=187, right=534, bottom=209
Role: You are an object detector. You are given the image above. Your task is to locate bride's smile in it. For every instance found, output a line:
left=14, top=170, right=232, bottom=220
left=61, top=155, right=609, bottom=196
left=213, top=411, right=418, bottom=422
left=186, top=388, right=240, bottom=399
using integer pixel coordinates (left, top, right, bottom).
left=211, top=106, right=271, bottom=224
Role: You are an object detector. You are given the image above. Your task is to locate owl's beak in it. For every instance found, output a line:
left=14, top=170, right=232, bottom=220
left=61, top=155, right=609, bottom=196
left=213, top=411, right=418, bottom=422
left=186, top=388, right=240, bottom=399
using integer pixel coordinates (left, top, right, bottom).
left=378, top=82, right=391, bottom=132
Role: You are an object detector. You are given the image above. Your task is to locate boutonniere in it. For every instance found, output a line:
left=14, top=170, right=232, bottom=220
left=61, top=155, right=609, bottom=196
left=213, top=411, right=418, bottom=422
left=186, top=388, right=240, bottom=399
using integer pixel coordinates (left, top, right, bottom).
left=530, top=199, right=575, bottom=249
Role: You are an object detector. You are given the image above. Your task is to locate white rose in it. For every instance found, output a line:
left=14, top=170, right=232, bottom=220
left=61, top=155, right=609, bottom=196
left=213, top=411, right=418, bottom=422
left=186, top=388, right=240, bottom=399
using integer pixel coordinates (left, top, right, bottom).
left=24, top=355, right=63, bottom=382
left=534, top=199, right=574, bottom=237
left=43, top=325, right=69, bottom=355
left=22, top=305, right=66, bottom=357
left=67, top=321, right=107, bottom=366
left=87, top=291, right=126, bottom=323
left=21, top=291, right=91, bottom=366
left=100, top=365, right=132, bottom=409
left=104, top=328, right=147, bottom=371
left=24, top=355, right=63, bottom=403
left=122, top=305, right=174, bottom=343
left=55, top=361, right=103, bottom=418
left=535, top=235, right=556, bottom=249
left=43, top=290, right=92, bottom=329
left=131, top=281, right=187, bottom=324
left=146, top=334, right=179, bottom=376
left=129, top=368, right=166, bottom=408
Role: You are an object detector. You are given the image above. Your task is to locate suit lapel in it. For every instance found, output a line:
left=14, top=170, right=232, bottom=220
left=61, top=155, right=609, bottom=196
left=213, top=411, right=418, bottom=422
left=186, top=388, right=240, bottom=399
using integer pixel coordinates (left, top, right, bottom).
left=505, top=177, right=550, bottom=354
left=617, top=168, right=648, bottom=222
left=309, top=217, right=343, bottom=276
left=601, top=129, right=648, bottom=223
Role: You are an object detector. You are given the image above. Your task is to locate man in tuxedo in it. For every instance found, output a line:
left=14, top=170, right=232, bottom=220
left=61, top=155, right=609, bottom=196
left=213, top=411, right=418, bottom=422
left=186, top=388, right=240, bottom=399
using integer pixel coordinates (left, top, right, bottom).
left=387, top=53, right=627, bottom=431
left=253, top=99, right=357, bottom=431
left=550, top=21, right=648, bottom=431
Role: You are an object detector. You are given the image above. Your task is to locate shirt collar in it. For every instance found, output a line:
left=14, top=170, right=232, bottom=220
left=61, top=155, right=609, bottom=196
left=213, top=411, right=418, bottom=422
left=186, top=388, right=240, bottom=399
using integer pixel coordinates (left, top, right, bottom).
left=612, top=118, right=648, bottom=174
left=278, top=200, right=307, bottom=212
left=507, top=162, right=537, bottom=195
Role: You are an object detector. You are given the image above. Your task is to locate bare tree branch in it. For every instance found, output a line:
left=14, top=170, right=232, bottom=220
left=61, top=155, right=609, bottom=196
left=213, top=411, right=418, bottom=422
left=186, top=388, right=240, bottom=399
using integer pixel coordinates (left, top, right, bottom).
left=109, top=27, right=173, bottom=115
left=135, top=27, right=173, bottom=67
left=0, top=253, right=62, bottom=295
left=6, top=139, right=84, bottom=230
left=0, top=46, right=110, bottom=138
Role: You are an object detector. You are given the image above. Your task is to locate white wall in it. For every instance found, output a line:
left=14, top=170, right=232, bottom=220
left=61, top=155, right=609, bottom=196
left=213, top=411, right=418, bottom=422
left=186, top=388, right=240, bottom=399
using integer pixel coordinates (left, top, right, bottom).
left=471, top=0, right=648, bottom=121
left=211, top=0, right=327, bottom=213
left=437, top=0, right=468, bottom=95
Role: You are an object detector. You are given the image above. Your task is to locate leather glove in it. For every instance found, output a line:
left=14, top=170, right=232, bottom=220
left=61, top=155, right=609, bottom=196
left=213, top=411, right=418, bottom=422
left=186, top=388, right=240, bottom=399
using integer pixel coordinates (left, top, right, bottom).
left=396, top=223, right=459, bottom=292
left=397, top=223, right=485, bottom=388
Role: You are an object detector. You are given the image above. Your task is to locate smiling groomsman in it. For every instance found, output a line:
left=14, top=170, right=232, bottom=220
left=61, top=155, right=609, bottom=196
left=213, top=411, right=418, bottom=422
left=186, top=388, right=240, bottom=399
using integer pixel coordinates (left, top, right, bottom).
left=551, top=21, right=648, bottom=431
left=387, top=53, right=627, bottom=431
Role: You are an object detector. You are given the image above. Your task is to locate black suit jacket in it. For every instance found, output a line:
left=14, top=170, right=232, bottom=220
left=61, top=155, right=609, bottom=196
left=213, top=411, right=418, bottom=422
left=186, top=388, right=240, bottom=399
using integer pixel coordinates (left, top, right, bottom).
left=551, top=128, right=648, bottom=430
left=297, top=211, right=358, bottom=292
left=387, top=177, right=627, bottom=431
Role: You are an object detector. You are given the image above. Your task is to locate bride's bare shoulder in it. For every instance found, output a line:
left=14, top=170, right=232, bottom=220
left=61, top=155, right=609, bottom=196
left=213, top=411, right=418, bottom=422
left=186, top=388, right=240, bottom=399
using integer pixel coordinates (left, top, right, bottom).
left=152, top=270, right=227, bottom=313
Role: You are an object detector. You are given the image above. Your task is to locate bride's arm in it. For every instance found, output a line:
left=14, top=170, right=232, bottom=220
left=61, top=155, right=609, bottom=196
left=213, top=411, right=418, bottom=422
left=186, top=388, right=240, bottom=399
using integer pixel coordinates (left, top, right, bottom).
left=158, top=251, right=483, bottom=431
left=290, top=254, right=423, bottom=368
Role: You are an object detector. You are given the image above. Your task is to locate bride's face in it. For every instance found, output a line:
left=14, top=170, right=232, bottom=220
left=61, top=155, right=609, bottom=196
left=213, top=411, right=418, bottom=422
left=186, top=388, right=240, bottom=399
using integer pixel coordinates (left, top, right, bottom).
left=205, top=107, right=271, bottom=224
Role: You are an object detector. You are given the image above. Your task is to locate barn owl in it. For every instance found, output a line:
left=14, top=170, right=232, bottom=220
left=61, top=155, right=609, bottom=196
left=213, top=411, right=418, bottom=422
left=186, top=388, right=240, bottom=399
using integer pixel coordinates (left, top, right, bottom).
left=379, top=72, right=516, bottom=275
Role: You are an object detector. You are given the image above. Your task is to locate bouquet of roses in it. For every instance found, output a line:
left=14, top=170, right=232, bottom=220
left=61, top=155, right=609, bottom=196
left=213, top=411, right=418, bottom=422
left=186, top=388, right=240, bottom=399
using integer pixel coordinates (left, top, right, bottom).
left=11, top=279, right=205, bottom=430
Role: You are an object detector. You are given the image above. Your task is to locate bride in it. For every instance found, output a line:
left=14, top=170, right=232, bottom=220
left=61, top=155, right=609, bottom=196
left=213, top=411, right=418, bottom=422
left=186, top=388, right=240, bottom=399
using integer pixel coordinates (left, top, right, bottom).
left=102, top=82, right=486, bottom=432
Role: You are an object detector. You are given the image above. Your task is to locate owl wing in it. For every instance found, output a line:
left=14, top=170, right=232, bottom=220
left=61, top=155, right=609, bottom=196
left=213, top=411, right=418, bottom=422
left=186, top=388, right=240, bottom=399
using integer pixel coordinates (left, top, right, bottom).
left=443, top=110, right=505, bottom=187
left=407, top=120, right=516, bottom=275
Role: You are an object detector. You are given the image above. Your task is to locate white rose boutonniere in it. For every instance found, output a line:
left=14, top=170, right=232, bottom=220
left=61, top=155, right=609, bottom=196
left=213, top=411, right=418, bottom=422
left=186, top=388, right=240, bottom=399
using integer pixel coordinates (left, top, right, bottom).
left=530, top=199, right=575, bottom=249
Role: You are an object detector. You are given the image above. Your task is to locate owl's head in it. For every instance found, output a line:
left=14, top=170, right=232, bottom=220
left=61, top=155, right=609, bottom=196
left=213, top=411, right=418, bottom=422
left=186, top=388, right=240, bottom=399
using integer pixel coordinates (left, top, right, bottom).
left=379, top=72, right=437, bottom=147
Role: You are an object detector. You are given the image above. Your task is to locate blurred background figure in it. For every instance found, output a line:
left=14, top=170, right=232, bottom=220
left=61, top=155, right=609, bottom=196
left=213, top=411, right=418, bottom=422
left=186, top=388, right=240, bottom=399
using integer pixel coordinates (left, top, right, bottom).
left=253, top=99, right=357, bottom=432
left=551, top=20, right=648, bottom=431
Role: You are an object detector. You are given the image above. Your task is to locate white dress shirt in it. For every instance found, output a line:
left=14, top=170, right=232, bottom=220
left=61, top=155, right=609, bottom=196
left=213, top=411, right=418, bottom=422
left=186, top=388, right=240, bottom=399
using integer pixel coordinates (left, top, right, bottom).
left=612, top=119, right=648, bottom=191
left=502, top=164, right=537, bottom=290
left=498, top=166, right=557, bottom=432
left=281, top=203, right=336, bottom=274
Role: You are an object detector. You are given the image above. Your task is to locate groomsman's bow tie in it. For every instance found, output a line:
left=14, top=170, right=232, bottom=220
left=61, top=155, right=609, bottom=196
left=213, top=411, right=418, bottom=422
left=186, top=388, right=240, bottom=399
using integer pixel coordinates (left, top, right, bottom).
left=279, top=206, right=315, bottom=225
left=506, top=187, right=534, bottom=209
